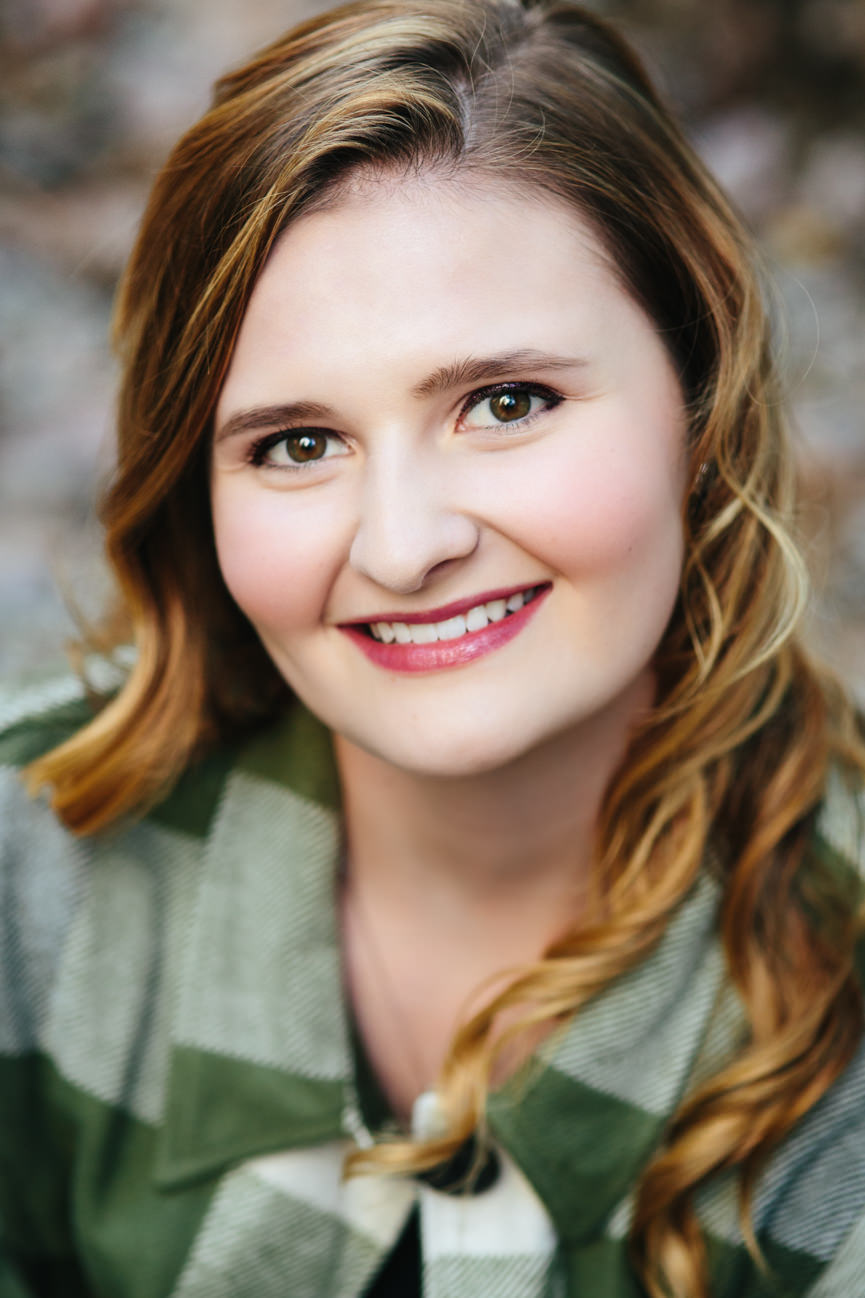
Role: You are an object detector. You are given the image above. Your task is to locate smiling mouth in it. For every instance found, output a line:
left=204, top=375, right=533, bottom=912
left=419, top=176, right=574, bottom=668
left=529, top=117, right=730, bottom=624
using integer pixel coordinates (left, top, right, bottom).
left=357, top=584, right=547, bottom=645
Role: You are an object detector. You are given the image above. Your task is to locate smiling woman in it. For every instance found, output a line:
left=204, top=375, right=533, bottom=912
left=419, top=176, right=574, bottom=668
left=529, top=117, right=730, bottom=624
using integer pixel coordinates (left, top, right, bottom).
left=3, top=3, right=865, bottom=1298
left=210, top=184, right=685, bottom=771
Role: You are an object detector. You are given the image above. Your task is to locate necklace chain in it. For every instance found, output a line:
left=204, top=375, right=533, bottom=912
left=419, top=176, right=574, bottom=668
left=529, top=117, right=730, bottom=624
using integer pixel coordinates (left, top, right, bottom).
left=341, top=863, right=500, bottom=1187
left=342, top=866, right=440, bottom=1128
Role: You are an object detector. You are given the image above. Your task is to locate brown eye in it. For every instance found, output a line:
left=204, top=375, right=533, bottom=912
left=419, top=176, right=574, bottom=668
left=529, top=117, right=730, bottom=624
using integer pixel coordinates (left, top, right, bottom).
left=287, top=432, right=328, bottom=462
left=489, top=390, right=532, bottom=422
left=459, top=384, right=561, bottom=433
left=249, top=427, right=350, bottom=469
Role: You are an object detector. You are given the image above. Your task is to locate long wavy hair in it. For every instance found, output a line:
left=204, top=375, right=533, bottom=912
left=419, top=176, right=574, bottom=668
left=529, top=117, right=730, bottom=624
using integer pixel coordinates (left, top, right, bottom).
left=27, top=1, right=865, bottom=1293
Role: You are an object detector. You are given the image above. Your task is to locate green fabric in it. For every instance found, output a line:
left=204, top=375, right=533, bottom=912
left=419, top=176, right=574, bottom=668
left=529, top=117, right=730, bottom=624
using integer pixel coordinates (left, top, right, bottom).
left=156, top=1048, right=345, bottom=1188
left=487, top=1064, right=663, bottom=1244
left=2, top=678, right=865, bottom=1297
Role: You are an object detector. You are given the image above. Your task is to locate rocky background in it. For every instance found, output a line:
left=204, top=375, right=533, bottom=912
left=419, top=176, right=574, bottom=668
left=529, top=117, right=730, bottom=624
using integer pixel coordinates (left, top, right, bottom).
left=1, top=0, right=863, bottom=693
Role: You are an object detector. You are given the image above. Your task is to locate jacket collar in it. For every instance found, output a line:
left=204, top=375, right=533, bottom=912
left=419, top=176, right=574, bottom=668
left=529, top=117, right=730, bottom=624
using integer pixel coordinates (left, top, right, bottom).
left=155, top=703, right=738, bottom=1243
left=156, top=706, right=353, bottom=1188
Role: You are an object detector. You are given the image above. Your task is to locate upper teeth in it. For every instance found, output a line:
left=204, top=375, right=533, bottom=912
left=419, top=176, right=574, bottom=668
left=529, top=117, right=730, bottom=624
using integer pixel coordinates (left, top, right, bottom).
left=369, top=587, right=537, bottom=644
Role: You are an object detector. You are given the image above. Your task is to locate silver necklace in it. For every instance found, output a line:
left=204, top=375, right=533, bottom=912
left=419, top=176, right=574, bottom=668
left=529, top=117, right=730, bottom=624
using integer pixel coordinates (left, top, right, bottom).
left=341, top=868, right=448, bottom=1141
left=341, top=868, right=501, bottom=1192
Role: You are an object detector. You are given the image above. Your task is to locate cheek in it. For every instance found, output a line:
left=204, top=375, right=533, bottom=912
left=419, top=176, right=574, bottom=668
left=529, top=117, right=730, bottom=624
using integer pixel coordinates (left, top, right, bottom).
left=485, top=433, right=685, bottom=582
left=210, top=485, right=345, bottom=632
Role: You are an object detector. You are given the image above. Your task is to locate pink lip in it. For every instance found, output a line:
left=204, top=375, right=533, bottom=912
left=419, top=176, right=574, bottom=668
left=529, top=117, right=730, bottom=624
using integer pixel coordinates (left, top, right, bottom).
left=339, top=583, right=550, bottom=674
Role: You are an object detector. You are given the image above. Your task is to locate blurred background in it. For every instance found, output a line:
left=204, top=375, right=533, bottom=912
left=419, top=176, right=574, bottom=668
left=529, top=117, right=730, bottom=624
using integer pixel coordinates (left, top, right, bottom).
left=1, top=0, right=863, bottom=692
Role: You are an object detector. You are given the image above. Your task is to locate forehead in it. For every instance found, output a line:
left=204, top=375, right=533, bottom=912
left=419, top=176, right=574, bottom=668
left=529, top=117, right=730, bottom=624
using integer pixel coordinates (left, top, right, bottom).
left=292, top=173, right=610, bottom=283
left=216, top=174, right=666, bottom=413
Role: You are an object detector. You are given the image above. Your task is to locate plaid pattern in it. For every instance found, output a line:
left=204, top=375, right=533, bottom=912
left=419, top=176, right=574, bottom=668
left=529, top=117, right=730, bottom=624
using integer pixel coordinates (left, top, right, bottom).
left=1, top=679, right=865, bottom=1297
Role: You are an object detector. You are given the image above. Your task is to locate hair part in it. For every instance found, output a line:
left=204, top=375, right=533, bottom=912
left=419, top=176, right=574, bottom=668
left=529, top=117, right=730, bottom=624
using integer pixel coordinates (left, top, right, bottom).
left=26, top=2, right=865, bottom=1294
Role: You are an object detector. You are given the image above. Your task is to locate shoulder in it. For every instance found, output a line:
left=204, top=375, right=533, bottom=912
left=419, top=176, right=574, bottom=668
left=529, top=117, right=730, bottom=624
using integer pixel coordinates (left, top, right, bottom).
left=690, top=766, right=865, bottom=1294
left=0, top=666, right=251, bottom=843
left=0, top=675, right=233, bottom=1063
left=774, top=1022, right=865, bottom=1298
left=0, top=669, right=233, bottom=862
left=0, top=672, right=99, bottom=768
left=0, top=675, right=236, bottom=1271
left=755, top=763, right=865, bottom=1295
left=0, top=677, right=97, bottom=1057
left=756, top=1018, right=865, bottom=1294
left=0, top=681, right=339, bottom=1054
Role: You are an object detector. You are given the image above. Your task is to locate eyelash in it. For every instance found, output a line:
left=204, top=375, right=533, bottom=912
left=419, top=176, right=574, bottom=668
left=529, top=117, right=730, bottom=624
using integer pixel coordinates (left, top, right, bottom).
left=457, top=381, right=564, bottom=431
left=244, top=381, right=564, bottom=469
left=246, top=429, right=344, bottom=469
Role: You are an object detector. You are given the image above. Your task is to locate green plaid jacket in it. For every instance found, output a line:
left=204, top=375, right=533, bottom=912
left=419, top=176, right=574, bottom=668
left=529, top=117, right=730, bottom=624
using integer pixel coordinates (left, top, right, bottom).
left=2, top=677, right=865, bottom=1298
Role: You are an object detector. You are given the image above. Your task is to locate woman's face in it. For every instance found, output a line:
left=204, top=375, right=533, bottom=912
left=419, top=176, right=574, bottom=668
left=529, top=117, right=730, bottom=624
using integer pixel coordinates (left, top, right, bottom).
left=210, top=177, right=687, bottom=777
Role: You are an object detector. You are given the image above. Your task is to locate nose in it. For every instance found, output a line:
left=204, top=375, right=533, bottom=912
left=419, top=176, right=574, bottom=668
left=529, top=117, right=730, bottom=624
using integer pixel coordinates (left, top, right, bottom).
left=349, top=448, right=479, bottom=595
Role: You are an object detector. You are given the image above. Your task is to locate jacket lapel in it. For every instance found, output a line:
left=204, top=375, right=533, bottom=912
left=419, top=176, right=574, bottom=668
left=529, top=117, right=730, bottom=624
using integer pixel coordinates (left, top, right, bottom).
left=157, top=705, right=354, bottom=1187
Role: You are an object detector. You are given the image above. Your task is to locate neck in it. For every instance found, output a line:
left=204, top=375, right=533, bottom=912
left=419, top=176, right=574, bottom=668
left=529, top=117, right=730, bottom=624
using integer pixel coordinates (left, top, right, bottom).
left=336, top=675, right=653, bottom=1116
left=335, top=671, right=652, bottom=928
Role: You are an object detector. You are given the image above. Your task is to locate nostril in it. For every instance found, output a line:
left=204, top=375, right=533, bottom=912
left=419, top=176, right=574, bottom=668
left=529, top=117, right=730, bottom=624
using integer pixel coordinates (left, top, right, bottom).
left=348, top=505, right=480, bottom=593
left=426, top=556, right=465, bottom=583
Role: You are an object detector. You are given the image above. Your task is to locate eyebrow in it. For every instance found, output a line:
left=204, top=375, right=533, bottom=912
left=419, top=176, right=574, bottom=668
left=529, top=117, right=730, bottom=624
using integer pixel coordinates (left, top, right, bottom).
left=213, top=350, right=587, bottom=442
left=214, top=400, right=334, bottom=444
left=411, top=349, right=588, bottom=398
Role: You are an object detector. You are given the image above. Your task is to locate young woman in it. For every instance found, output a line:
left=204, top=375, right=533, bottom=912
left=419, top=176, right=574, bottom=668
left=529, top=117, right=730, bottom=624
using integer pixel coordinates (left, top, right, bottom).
left=2, top=2, right=864, bottom=1295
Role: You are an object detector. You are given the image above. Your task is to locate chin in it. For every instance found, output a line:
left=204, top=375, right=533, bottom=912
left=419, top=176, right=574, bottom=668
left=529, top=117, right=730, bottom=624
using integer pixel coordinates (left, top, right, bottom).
left=386, top=745, right=523, bottom=781
left=342, top=713, right=562, bottom=781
